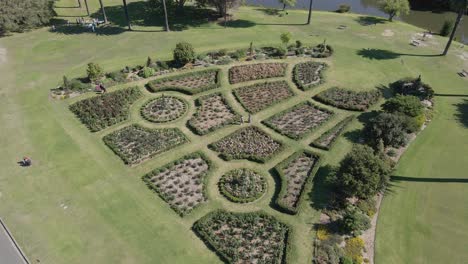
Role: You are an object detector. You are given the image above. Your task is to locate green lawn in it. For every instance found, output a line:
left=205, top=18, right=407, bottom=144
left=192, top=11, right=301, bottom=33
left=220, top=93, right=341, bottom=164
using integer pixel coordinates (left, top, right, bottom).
left=0, top=0, right=467, bottom=263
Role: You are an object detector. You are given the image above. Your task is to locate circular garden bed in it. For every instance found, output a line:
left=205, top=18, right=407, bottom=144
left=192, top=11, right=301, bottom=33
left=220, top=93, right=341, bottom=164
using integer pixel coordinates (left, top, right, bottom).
left=141, top=95, right=187, bottom=123
left=219, top=168, right=267, bottom=203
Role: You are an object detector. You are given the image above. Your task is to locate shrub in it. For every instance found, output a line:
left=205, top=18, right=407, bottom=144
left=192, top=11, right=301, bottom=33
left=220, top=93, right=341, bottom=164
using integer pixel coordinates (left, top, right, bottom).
left=86, top=62, right=104, bottom=82
left=341, top=206, right=371, bottom=236
left=173, top=42, right=195, bottom=66
left=280, top=32, right=292, bottom=46
left=337, top=4, right=351, bottom=13
left=107, top=70, right=128, bottom=83
left=315, top=235, right=344, bottom=264
left=364, top=112, right=410, bottom=147
left=275, top=46, right=287, bottom=57
left=314, top=87, right=381, bottom=111
left=62, top=76, right=91, bottom=92
left=217, top=48, right=227, bottom=56
left=157, top=60, right=170, bottom=70
left=356, top=198, right=377, bottom=217
left=146, top=56, right=154, bottom=67
left=295, top=40, right=303, bottom=48
left=382, top=95, right=424, bottom=117
left=344, top=237, right=365, bottom=264
left=139, top=66, right=155, bottom=78
left=317, top=225, right=330, bottom=240
left=312, top=116, right=354, bottom=151
left=230, top=49, right=246, bottom=59
left=390, top=77, right=434, bottom=100
left=331, top=144, right=392, bottom=199
left=440, top=19, right=454, bottom=37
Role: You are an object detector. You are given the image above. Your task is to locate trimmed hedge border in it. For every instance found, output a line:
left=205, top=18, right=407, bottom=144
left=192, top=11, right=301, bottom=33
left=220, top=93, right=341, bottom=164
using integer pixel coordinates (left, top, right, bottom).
left=311, top=116, right=354, bottom=151
left=208, top=126, right=284, bottom=163
left=262, top=101, right=335, bottom=140
left=69, top=86, right=142, bottom=132
left=142, top=152, right=213, bottom=216
left=218, top=169, right=267, bottom=203
left=313, top=87, right=381, bottom=111
left=140, top=95, right=189, bottom=123
left=274, top=150, right=322, bottom=214
left=146, top=68, right=221, bottom=95
left=193, top=210, right=291, bottom=264
left=228, top=62, right=287, bottom=84
left=292, top=61, right=328, bottom=91
left=103, top=124, right=188, bottom=165
left=187, top=92, right=242, bottom=135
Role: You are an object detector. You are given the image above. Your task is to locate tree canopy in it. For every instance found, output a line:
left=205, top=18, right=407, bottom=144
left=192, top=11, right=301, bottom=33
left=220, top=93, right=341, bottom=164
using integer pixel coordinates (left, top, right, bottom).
left=0, top=0, right=56, bottom=34
left=279, top=0, right=297, bottom=10
left=364, top=112, right=410, bottom=147
left=379, top=0, right=410, bottom=21
left=382, top=95, right=424, bottom=117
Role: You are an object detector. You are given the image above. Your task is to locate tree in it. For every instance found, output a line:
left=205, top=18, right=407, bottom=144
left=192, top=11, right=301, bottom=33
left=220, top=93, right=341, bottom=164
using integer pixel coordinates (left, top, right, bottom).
left=440, top=19, right=454, bottom=37
left=173, top=42, right=195, bottom=66
left=279, top=0, right=296, bottom=10
left=195, top=0, right=242, bottom=17
left=307, top=0, right=314, bottom=25
left=162, top=0, right=170, bottom=31
left=98, top=0, right=108, bottom=23
left=0, top=0, right=56, bottom=34
left=379, top=0, right=410, bottom=22
left=334, top=144, right=392, bottom=199
left=382, top=95, right=424, bottom=117
left=364, top=112, right=409, bottom=147
left=341, top=207, right=371, bottom=236
left=442, top=0, right=468, bottom=55
left=87, top=63, right=104, bottom=82
left=280, top=32, right=292, bottom=46
left=122, top=0, right=132, bottom=30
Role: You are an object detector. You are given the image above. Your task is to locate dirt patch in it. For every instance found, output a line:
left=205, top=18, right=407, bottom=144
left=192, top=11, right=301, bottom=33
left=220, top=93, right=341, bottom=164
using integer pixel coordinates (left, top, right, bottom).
left=382, top=29, right=394, bottom=37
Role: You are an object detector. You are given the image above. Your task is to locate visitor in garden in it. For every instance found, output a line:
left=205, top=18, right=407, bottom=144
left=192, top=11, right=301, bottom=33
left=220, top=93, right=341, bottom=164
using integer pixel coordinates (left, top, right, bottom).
left=20, top=156, right=32, bottom=167
left=99, top=83, right=106, bottom=93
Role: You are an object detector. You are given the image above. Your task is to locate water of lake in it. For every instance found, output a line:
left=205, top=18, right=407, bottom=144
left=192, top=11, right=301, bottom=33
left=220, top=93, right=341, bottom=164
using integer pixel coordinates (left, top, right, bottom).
left=246, top=0, right=468, bottom=44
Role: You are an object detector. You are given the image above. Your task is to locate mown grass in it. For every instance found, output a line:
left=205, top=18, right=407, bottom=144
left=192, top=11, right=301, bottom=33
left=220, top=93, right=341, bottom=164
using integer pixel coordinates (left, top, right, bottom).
left=0, top=0, right=467, bottom=263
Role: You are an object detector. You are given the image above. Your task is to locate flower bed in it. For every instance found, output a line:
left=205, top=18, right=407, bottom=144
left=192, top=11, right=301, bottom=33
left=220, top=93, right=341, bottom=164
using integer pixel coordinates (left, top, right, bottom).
left=233, top=81, right=294, bottom=113
left=209, top=126, right=282, bottom=163
left=142, top=152, right=211, bottom=216
left=293, top=61, right=328, bottom=90
left=69, top=87, right=142, bottom=132
left=141, top=95, right=188, bottom=123
left=311, top=116, right=354, bottom=150
left=219, top=169, right=267, bottom=203
left=263, top=101, right=334, bottom=140
left=193, top=210, right=289, bottom=264
left=275, top=151, right=321, bottom=214
left=103, top=125, right=188, bottom=165
left=314, top=87, right=381, bottom=111
left=187, top=93, right=241, bottom=135
left=228, top=63, right=287, bottom=84
left=147, top=69, right=221, bottom=94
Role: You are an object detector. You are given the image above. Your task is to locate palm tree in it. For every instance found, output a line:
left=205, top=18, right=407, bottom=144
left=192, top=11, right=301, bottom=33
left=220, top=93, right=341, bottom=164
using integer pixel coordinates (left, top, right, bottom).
left=98, top=0, right=108, bottom=23
left=83, top=0, right=90, bottom=16
left=122, top=0, right=132, bottom=30
left=162, top=0, right=170, bottom=31
left=442, top=0, right=467, bottom=55
left=307, top=0, right=314, bottom=25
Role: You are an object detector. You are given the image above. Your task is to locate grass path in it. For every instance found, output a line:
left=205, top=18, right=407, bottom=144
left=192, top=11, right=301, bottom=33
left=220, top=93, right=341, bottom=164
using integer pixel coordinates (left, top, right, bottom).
left=0, top=1, right=467, bottom=263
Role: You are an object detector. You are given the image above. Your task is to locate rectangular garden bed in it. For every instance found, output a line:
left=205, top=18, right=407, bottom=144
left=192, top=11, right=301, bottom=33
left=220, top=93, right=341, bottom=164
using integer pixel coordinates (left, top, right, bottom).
left=229, top=62, right=287, bottom=84
left=147, top=68, right=221, bottom=94
left=263, top=101, right=334, bottom=140
left=275, top=150, right=321, bottom=214
left=311, top=116, right=354, bottom=150
left=233, top=81, right=294, bottom=113
left=313, top=87, right=381, bottom=111
left=69, top=86, right=142, bottom=132
left=142, top=152, right=211, bottom=216
left=103, top=124, right=188, bottom=165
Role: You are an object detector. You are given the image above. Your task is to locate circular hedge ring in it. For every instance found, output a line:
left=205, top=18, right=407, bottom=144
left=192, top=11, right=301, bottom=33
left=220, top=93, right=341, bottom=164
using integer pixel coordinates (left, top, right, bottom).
left=219, top=169, right=267, bottom=203
left=141, top=96, right=187, bottom=123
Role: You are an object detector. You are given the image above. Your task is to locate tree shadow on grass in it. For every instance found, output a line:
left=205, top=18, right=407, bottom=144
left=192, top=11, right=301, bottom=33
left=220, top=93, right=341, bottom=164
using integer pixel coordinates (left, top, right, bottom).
left=454, top=99, right=468, bottom=128
left=376, top=84, right=394, bottom=99
left=343, top=129, right=363, bottom=144
left=308, top=165, right=335, bottom=211
left=51, top=24, right=126, bottom=35
left=355, top=16, right=387, bottom=26
left=254, top=8, right=281, bottom=16
left=220, top=19, right=256, bottom=28
left=391, top=175, right=468, bottom=183
left=357, top=48, right=443, bottom=60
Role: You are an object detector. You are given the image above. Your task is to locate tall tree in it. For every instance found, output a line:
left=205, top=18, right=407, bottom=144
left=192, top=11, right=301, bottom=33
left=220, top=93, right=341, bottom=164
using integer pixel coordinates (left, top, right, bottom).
left=84, top=0, right=90, bottom=16
left=196, top=0, right=242, bottom=17
left=279, top=0, right=296, bottom=10
left=307, top=0, right=314, bottom=24
left=442, top=0, right=468, bottom=55
left=379, top=0, right=410, bottom=22
left=77, top=0, right=82, bottom=8
left=162, top=0, right=170, bottom=31
left=122, top=0, right=132, bottom=30
left=98, top=0, right=108, bottom=23
left=0, top=0, right=56, bottom=34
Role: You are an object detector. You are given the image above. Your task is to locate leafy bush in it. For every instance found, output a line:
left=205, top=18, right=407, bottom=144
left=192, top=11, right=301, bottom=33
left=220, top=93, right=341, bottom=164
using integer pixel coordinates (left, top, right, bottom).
left=356, top=198, right=377, bottom=217
left=364, top=112, right=410, bottom=147
left=280, top=32, right=292, bottom=45
left=69, top=87, right=142, bottom=132
left=440, top=19, right=454, bottom=37
left=314, top=87, right=381, bottom=111
left=382, top=95, right=424, bottom=117
left=331, top=144, right=392, bottom=199
left=173, top=42, right=195, bottom=66
left=295, top=40, right=303, bottom=48
left=106, top=70, right=128, bottom=83
left=62, top=76, right=91, bottom=92
left=344, top=237, right=365, bottom=264
left=390, top=77, right=434, bottom=100
left=86, top=62, right=104, bottom=82
left=337, top=4, right=351, bottom=13
left=157, top=60, right=170, bottom=70
left=217, top=48, right=227, bottom=56
left=139, top=66, right=155, bottom=78
left=311, top=43, right=334, bottom=58
left=275, top=46, right=287, bottom=57
left=341, top=206, right=371, bottom=236
left=230, top=49, right=246, bottom=59
left=315, top=235, right=344, bottom=264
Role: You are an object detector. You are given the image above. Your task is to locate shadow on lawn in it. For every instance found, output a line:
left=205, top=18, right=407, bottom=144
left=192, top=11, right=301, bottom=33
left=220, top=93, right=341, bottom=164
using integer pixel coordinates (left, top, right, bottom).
left=454, top=99, right=468, bottom=128
left=355, top=16, right=387, bottom=26
left=357, top=48, right=443, bottom=60
left=51, top=24, right=126, bottom=35
left=308, top=165, right=335, bottom=211
left=391, top=175, right=468, bottom=183
left=219, top=19, right=256, bottom=28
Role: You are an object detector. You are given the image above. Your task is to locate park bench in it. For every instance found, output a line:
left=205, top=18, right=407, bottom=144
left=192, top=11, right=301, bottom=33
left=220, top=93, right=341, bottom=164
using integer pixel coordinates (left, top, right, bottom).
left=458, top=69, right=468, bottom=77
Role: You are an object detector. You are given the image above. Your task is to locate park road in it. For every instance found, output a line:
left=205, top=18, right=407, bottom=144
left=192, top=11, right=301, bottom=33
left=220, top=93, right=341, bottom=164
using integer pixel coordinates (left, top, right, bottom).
left=0, top=218, right=28, bottom=264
